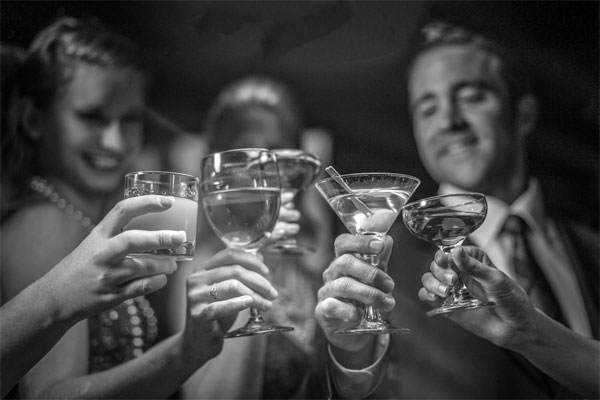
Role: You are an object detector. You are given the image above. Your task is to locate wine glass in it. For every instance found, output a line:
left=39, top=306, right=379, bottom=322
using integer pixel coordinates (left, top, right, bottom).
left=401, top=193, right=494, bottom=316
left=315, top=172, right=421, bottom=334
left=201, top=148, right=294, bottom=338
left=267, top=148, right=322, bottom=254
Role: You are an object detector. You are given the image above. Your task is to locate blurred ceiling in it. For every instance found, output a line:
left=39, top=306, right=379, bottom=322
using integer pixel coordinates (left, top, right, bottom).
left=2, top=1, right=598, bottom=225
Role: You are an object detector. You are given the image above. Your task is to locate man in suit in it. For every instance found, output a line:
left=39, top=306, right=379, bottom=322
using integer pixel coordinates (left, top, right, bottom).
left=315, top=21, right=598, bottom=399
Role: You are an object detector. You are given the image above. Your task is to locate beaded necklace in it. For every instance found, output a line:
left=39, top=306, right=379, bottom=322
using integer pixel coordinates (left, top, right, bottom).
left=30, top=176, right=95, bottom=232
left=29, top=175, right=158, bottom=369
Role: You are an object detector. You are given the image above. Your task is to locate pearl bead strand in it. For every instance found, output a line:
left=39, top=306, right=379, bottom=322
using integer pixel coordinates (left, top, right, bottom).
left=30, top=176, right=95, bottom=232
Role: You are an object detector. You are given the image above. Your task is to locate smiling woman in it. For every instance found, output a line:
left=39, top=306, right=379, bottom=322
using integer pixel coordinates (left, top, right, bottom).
left=1, top=16, right=155, bottom=397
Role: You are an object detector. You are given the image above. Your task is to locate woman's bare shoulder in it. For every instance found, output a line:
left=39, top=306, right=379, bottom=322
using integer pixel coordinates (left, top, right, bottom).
left=1, top=203, right=87, bottom=299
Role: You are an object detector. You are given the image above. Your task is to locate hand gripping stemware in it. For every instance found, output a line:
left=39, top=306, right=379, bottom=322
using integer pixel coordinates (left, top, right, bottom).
left=201, top=148, right=294, bottom=337
left=315, top=170, right=420, bottom=334
left=266, top=148, right=322, bottom=254
left=402, top=193, right=494, bottom=316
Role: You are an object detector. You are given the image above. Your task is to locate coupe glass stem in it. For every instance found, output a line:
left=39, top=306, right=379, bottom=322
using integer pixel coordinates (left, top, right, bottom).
left=437, top=245, right=479, bottom=310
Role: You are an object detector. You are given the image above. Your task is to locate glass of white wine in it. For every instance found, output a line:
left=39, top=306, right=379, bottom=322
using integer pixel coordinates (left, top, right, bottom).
left=200, top=148, right=294, bottom=338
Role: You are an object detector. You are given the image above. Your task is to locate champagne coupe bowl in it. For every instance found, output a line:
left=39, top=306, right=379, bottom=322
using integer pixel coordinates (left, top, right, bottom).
left=401, top=192, right=494, bottom=316
left=315, top=172, right=420, bottom=334
left=267, top=148, right=322, bottom=254
left=201, top=148, right=294, bottom=337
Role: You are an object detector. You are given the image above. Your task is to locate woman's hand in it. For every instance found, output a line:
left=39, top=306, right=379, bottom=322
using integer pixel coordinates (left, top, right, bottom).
left=44, top=195, right=185, bottom=323
left=181, top=248, right=278, bottom=363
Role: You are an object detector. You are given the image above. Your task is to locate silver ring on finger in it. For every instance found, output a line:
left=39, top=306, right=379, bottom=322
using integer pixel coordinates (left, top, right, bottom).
left=209, top=282, right=219, bottom=301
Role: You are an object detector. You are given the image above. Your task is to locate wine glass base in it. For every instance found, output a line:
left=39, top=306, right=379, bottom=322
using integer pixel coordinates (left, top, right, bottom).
left=426, top=299, right=495, bottom=317
left=334, top=321, right=410, bottom=335
left=224, top=321, right=294, bottom=338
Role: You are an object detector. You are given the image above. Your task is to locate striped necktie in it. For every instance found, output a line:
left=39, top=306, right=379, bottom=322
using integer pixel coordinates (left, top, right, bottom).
left=501, top=214, right=563, bottom=321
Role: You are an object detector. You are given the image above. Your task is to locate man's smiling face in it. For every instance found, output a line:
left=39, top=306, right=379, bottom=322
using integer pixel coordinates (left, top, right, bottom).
left=408, top=44, right=519, bottom=193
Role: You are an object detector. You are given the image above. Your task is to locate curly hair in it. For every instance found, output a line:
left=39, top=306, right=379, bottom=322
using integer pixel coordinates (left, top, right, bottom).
left=2, top=16, right=147, bottom=182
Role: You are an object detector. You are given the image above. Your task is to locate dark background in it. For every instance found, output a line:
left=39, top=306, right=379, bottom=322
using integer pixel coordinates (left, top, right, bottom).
left=2, top=1, right=598, bottom=227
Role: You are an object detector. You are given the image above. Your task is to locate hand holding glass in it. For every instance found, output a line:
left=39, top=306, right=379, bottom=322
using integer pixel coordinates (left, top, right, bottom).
left=315, top=172, right=420, bottom=334
left=402, top=193, right=494, bottom=316
left=201, top=148, right=294, bottom=338
left=122, top=171, right=198, bottom=261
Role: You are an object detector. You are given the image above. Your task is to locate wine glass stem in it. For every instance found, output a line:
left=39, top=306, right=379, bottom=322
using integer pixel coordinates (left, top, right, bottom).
left=244, top=247, right=267, bottom=321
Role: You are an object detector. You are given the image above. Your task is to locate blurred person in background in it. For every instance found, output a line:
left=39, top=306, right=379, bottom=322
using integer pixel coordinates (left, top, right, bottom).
left=176, top=75, right=334, bottom=399
left=315, top=20, right=598, bottom=399
left=1, top=17, right=283, bottom=399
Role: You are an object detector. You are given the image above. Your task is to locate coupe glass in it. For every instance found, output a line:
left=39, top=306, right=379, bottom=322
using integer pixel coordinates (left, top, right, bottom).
left=201, top=148, right=294, bottom=338
left=402, top=193, right=494, bottom=316
left=315, top=172, right=420, bottom=334
left=267, top=148, right=322, bottom=254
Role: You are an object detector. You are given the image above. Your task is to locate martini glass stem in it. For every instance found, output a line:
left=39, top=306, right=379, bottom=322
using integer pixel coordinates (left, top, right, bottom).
left=357, top=252, right=386, bottom=325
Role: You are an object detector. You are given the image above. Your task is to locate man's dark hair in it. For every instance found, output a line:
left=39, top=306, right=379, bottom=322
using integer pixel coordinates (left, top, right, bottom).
left=407, top=20, right=532, bottom=105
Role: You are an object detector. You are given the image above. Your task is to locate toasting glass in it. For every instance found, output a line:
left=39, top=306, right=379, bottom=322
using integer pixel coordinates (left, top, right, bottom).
left=315, top=171, right=420, bottom=334
left=402, top=193, right=494, bottom=316
left=201, top=148, right=294, bottom=337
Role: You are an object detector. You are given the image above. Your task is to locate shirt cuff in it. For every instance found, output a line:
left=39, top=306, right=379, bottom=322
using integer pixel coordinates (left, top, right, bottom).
left=328, top=334, right=390, bottom=399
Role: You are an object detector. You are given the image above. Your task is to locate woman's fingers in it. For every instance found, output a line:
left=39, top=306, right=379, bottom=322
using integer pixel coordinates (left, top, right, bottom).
left=119, top=274, right=169, bottom=299
left=97, top=195, right=176, bottom=236
left=198, top=248, right=269, bottom=276
left=109, top=256, right=178, bottom=284
left=106, top=230, right=187, bottom=260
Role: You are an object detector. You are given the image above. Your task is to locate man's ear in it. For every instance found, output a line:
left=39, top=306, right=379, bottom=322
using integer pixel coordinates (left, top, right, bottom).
left=515, top=94, right=538, bottom=138
left=21, top=99, right=43, bottom=141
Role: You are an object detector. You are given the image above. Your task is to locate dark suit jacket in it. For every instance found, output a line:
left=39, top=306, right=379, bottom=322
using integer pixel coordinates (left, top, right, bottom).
left=367, top=214, right=598, bottom=399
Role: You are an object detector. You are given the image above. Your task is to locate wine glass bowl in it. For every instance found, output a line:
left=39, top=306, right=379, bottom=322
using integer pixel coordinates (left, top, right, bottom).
left=267, top=148, right=322, bottom=254
left=315, top=172, right=421, bottom=334
left=201, top=148, right=294, bottom=337
left=402, top=192, right=494, bottom=316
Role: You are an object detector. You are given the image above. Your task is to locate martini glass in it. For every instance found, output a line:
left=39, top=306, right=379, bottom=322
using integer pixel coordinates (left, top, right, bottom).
left=315, top=172, right=420, bottom=334
left=401, top=193, right=494, bottom=316
left=201, top=148, right=294, bottom=338
left=267, top=148, right=322, bottom=254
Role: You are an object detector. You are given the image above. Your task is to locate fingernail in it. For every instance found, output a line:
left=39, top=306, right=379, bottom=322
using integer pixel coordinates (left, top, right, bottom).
left=445, top=272, right=456, bottom=285
left=241, top=295, right=253, bottom=307
left=369, top=239, right=384, bottom=253
left=172, top=231, right=186, bottom=244
left=383, top=279, right=394, bottom=293
left=260, top=300, right=273, bottom=310
left=160, top=196, right=175, bottom=207
left=438, top=283, right=449, bottom=295
left=383, top=297, right=395, bottom=309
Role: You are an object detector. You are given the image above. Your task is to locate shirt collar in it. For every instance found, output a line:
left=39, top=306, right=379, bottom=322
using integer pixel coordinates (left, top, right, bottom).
left=438, top=179, right=546, bottom=246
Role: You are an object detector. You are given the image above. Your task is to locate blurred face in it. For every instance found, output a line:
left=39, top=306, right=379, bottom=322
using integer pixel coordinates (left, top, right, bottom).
left=37, top=63, right=144, bottom=195
left=217, top=106, right=296, bottom=150
left=408, top=44, right=521, bottom=193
